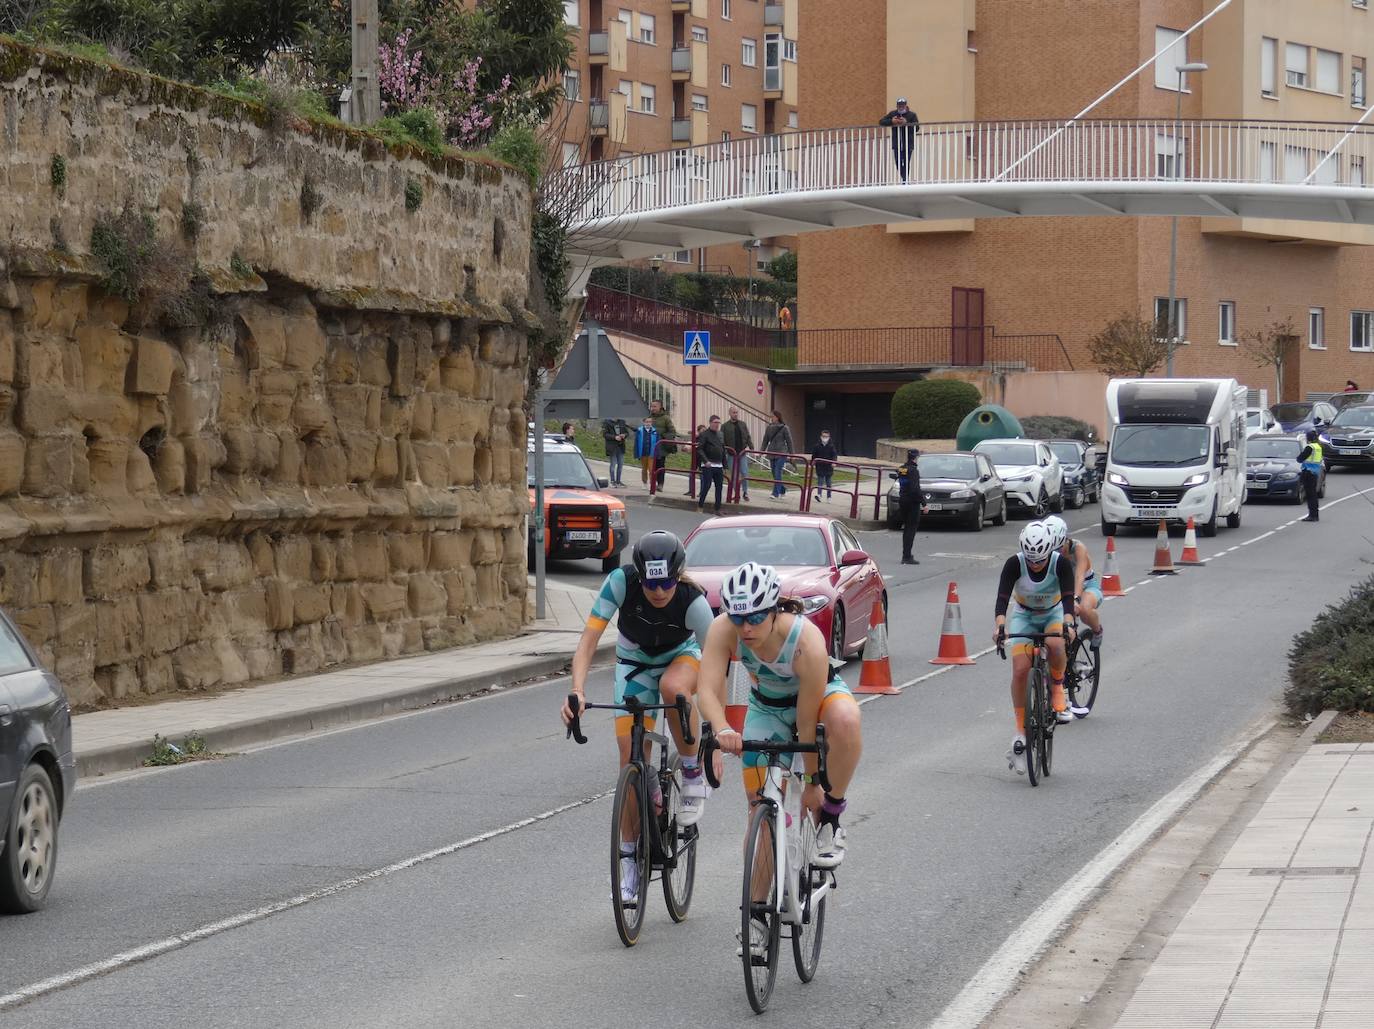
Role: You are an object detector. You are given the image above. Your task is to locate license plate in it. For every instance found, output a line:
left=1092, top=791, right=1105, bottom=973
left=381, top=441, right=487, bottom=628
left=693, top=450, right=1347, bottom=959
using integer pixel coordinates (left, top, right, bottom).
left=926, top=503, right=944, bottom=511
left=566, top=530, right=601, bottom=542
left=1134, top=507, right=1171, bottom=519
left=1249, top=481, right=1267, bottom=490
left=1337, top=447, right=1361, bottom=455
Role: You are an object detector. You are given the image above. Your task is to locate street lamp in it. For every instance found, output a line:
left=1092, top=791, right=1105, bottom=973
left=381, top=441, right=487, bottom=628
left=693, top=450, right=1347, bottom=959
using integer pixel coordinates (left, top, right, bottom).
left=1166, top=60, right=1208, bottom=376
left=649, top=254, right=663, bottom=303
left=743, top=238, right=762, bottom=325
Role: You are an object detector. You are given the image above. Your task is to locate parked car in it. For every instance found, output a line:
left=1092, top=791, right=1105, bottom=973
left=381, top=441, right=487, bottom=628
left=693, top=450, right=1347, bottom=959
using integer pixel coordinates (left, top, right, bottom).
left=1245, top=407, right=1280, bottom=438
left=970, top=438, right=1064, bottom=516
left=683, top=515, right=887, bottom=661
left=1322, top=406, right=1374, bottom=469
left=1244, top=434, right=1325, bottom=503
left=884, top=452, right=1007, bottom=531
left=1329, top=390, right=1374, bottom=413
left=1271, top=400, right=1338, bottom=435
left=1046, top=439, right=1101, bottom=508
left=1, top=608, right=75, bottom=914
left=527, top=434, right=628, bottom=573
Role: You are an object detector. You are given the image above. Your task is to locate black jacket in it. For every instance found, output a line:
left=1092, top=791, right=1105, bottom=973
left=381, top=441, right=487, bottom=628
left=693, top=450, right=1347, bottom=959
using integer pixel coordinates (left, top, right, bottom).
left=721, top=417, right=753, bottom=456
left=696, top=427, right=727, bottom=466
left=879, top=107, right=920, bottom=148
left=895, top=458, right=922, bottom=503
left=811, top=440, right=838, bottom=472
left=601, top=418, right=629, bottom=455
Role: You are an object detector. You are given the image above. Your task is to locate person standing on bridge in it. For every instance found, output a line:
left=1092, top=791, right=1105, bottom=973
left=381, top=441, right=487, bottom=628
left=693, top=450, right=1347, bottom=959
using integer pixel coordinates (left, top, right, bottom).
left=722, top=406, right=754, bottom=501
left=879, top=97, right=920, bottom=183
left=1299, top=429, right=1324, bottom=522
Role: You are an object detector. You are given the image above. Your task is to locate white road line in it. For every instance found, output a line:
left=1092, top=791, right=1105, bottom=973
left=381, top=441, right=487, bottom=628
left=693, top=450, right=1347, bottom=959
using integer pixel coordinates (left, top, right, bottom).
left=1240, top=530, right=1275, bottom=545
left=926, top=717, right=1274, bottom=1029
left=0, top=789, right=611, bottom=1011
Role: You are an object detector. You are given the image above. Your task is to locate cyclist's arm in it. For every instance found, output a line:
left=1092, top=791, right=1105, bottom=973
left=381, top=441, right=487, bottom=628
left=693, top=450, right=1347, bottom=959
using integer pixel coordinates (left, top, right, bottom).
left=792, top=622, right=831, bottom=779
left=696, top=615, right=735, bottom=730
left=993, top=555, right=1019, bottom=632
left=570, top=567, right=627, bottom=698
left=1070, top=541, right=1089, bottom=598
left=685, top=593, right=715, bottom=648
left=1056, top=559, right=1077, bottom=623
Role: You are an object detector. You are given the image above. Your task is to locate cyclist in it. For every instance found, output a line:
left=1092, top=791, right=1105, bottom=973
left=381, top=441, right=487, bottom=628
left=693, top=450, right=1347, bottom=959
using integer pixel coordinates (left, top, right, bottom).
left=993, top=521, right=1078, bottom=776
left=560, top=531, right=714, bottom=903
left=1043, top=514, right=1104, bottom=656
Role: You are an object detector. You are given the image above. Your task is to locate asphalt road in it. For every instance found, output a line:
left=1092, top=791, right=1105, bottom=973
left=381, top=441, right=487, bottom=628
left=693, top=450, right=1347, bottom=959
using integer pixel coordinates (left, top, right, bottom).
left=4, top=474, right=1373, bottom=1028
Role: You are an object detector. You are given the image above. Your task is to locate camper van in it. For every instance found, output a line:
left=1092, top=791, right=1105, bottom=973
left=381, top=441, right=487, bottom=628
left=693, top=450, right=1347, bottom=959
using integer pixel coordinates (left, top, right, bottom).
left=1101, top=378, right=1248, bottom=538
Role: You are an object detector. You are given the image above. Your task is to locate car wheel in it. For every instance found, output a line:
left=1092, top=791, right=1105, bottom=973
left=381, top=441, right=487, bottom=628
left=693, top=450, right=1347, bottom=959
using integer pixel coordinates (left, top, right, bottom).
left=1200, top=500, right=1219, bottom=538
left=1226, top=506, right=1242, bottom=529
left=1050, top=488, right=1064, bottom=514
left=992, top=498, right=1008, bottom=526
left=1319, top=474, right=1327, bottom=499
left=967, top=499, right=985, bottom=532
left=0, top=763, right=59, bottom=914
left=1293, top=483, right=1306, bottom=506
left=1034, top=488, right=1049, bottom=517
left=887, top=514, right=902, bottom=530
left=829, top=604, right=846, bottom=661
left=1101, top=517, right=1117, bottom=537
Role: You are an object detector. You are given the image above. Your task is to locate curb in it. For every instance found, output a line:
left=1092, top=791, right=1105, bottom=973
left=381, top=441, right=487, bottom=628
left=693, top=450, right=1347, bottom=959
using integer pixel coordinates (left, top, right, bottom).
left=646, top=492, right=887, bottom=531
left=77, top=644, right=615, bottom=780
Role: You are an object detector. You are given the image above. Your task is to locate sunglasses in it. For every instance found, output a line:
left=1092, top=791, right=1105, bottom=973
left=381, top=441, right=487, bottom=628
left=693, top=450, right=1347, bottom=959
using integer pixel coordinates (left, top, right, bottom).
left=644, top=577, right=678, bottom=591
left=728, top=609, right=773, bottom=626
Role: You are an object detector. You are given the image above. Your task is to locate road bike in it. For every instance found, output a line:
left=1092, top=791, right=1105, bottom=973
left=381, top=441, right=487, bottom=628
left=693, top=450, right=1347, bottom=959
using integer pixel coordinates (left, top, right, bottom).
left=996, top=630, right=1069, bottom=787
left=566, top=693, right=698, bottom=947
left=699, top=722, right=833, bottom=1013
left=1065, top=629, right=1101, bottom=716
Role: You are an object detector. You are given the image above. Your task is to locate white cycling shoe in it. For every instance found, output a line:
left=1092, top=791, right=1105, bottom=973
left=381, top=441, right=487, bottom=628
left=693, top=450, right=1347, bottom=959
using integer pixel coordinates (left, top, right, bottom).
left=678, top=774, right=710, bottom=826
left=1007, top=736, right=1027, bottom=775
left=813, top=822, right=847, bottom=869
left=617, top=853, right=639, bottom=906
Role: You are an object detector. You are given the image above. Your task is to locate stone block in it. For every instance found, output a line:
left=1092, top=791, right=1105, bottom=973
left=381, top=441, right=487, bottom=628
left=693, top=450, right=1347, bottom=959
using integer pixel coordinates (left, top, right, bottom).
left=352, top=533, right=387, bottom=580
left=388, top=534, right=426, bottom=573
left=346, top=623, right=384, bottom=663
left=476, top=564, right=500, bottom=600
left=292, top=393, right=333, bottom=436
left=146, top=539, right=191, bottom=589
left=94, top=663, right=141, bottom=702
left=412, top=440, right=451, bottom=487
left=399, top=619, right=424, bottom=654
left=14, top=605, right=55, bottom=650
left=292, top=584, right=331, bottom=624
left=258, top=369, right=300, bottom=397
left=334, top=536, right=359, bottom=581
left=76, top=322, right=133, bottom=394
left=310, top=539, right=337, bottom=581
left=85, top=437, right=129, bottom=496
left=39, top=550, right=84, bottom=605
left=84, top=545, right=152, bottom=599
left=214, top=637, right=251, bottom=685
left=218, top=371, right=253, bottom=423
left=359, top=343, right=391, bottom=387
left=429, top=532, right=472, bottom=571
left=187, top=539, right=254, bottom=592
left=222, top=426, right=255, bottom=474
left=361, top=582, right=408, bottom=621
left=0, top=431, right=25, bottom=496
left=153, top=438, right=186, bottom=494
left=221, top=588, right=268, bottom=634
left=138, top=593, right=189, bottom=654
left=94, top=597, right=142, bottom=666
left=325, top=345, right=359, bottom=384
left=340, top=430, right=379, bottom=482
left=0, top=312, right=14, bottom=383
left=473, top=530, right=502, bottom=565
left=283, top=316, right=326, bottom=371
left=440, top=349, right=476, bottom=393
left=18, top=387, right=72, bottom=435
left=138, top=654, right=177, bottom=695
left=264, top=579, right=294, bottom=630
left=171, top=641, right=222, bottom=690
left=243, top=646, right=281, bottom=682
left=126, top=447, right=158, bottom=495
left=408, top=574, right=448, bottom=617
left=245, top=533, right=275, bottom=577
left=55, top=602, right=96, bottom=647
left=442, top=571, right=471, bottom=616
left=303, top=439, right=348, bottom=486
left=274, top=536, right=312, bottom=581
left=449, top=441, right=475, bottom=485
left=275, top=434, right=302, bottom=483
left=374, top=437, right=400, bottom=483
left=239, top=306, right=287, bottom=369
left=388, top=338, right=416, bottom=397
left=16, top=339, right=66, bottom=390
left=332, top=582, right=364, bottom=623
left=256, top=392, right=295, bottom=425
left=131, top=337, right=176, bottom=396
left=0, top=552, right=38, bottom=607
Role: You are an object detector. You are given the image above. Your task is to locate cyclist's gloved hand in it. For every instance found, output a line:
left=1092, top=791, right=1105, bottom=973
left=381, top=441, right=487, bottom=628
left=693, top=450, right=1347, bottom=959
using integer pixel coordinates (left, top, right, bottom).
left=716, top=727, right=743, bottom=756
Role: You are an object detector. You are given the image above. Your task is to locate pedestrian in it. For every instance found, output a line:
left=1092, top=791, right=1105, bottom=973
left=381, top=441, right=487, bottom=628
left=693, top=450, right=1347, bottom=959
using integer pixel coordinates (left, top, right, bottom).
left=722, top=406, right=755, bottom=501
left=634, top=417, right=659, bottom=485
left=602, top=416, right=629, bottom=487
left=1345, top=379, right=1360, bottom=392
left=893, top=448, right=925, bottom=564
left=696, top=415, right=727, bottom=515
left=811, top=429, right=838, bottom=503
left=648, top=399, right=678, bottom=491
left=879, top=96, right=920, bottom=182
left=686, top=424, right=706, bottom=495
left=561, top=421, right=576, bottom=441
left=761, top=410, right=794, bottom=500
left=1298, top=429, right=1324, bottom=522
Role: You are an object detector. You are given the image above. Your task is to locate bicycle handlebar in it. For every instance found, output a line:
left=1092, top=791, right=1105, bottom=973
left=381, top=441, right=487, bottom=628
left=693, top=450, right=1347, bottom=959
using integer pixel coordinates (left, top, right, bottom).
left=697, top=722, right=830, bottom=793
left=564, top=693, right=694, bottom=746
left=995, top=629, right=1069, bottom=660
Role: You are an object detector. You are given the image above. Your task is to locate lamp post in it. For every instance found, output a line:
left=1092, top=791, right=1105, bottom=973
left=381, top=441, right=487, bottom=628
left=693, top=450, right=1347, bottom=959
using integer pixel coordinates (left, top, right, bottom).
left=1166, top=61, right=1208, bottom=376
left=743, top=238, right=761, bottom=325
left=650, top=254, right=663, bottom=303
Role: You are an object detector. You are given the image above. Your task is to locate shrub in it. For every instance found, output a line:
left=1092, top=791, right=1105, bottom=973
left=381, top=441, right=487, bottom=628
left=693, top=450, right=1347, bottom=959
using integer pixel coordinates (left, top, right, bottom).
left=1286, top=574, right=1374, bottom=718
left=1020, top=415, right=1096, bottom=443
left=890, top=379, right=981, bottom=439
left=487, top=123, right=542, bottom=188
left=373, top=109, right=447, bottom=156
left=404, top=177, right=424, bottom=213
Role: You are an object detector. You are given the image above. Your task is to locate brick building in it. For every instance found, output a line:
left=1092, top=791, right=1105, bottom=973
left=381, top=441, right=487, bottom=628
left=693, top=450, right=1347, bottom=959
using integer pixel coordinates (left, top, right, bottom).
left=794, top=0, right=1374, bottom=453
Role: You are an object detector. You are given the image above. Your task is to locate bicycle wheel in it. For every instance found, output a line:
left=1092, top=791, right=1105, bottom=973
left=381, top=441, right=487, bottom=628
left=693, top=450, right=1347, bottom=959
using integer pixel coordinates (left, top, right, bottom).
left=610, top=763, right=649, bottom=947
left=1039, top=657, right=1055, bottom=779
left=1067, top=636, right=1100, bottom=715
left=1025, top=666, right=1042, bottom=788
left=742, top=802, right=782, bottom=1013
left=661, top=756, right=697, bottom=923
left=791, top=816, right=827, bottom=983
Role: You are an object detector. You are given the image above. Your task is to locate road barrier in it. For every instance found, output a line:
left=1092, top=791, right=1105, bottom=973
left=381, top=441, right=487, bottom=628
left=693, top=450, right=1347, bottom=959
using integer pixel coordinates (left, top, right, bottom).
left=856, top=598, right=898, bottom=695
left=1149, top=519, right=1178, bottom=575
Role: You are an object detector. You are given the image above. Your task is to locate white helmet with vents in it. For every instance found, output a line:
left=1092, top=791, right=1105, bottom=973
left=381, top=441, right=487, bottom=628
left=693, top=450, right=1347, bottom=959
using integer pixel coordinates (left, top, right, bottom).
left=1042, top=515, right=1069, bottom=551
left=1019, top=521, right=1056, bottom=563
left=720, top=562, right=781, bottom=616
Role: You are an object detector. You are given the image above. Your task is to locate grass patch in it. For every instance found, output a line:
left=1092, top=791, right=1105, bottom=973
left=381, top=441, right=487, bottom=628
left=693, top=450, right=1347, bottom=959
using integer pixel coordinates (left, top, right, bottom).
left=144, top=731, right=221, bottom=766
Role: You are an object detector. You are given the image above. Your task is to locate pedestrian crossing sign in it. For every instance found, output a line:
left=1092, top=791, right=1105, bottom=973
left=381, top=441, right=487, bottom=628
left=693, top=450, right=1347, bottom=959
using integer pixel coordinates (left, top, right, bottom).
left=683, top=330, right=711, bottom=365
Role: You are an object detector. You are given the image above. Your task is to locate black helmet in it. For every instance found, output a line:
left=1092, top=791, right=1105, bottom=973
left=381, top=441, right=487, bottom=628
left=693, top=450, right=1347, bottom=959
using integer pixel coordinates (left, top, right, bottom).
left=1307, top=429, right=1320, bottom=442
left=632, top=530, right=686, bottom=581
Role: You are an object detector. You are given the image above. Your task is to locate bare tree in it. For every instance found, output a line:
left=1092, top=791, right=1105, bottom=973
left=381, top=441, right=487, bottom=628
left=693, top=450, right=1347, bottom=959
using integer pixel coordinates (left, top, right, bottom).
left=1241, top=316, right=1299, bottom=400
left=1088, top=311, right=1171, bottom=377
left=2, top=0, right=54, bottom=35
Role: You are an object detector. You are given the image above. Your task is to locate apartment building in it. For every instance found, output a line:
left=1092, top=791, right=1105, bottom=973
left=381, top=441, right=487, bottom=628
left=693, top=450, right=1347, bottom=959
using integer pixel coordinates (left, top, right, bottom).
left=793, top=0, right=1374, bottom=452
left=559, top=0, right=799, bottom=277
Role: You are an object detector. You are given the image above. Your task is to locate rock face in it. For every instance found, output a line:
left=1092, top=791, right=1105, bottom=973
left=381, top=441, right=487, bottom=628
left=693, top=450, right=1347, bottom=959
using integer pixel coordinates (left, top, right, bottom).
left=0, top=42, right=536, bottom=708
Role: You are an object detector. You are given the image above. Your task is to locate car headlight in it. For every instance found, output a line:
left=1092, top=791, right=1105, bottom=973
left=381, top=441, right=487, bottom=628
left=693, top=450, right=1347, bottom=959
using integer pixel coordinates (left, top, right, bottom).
left=1006, top=474, right=1033, bottom=483
left=1107, top=472, right=1129, bottom=486
left=1275, top=471, right=1298, bottom=481
left=608, top=509, right=627, bottom=529
left=1319, top=434, right=1332, bottom=445
left=1181, top=472, right=1208, bottom=487
left=950, top=488, right=975, bottom=498
left=1063, top=470, right=1081, bottom=483
left=799, top=595, right=829, bottom=615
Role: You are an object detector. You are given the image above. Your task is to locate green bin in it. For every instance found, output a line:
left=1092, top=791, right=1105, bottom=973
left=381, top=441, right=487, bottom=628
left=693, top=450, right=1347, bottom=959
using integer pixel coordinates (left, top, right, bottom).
left=956, top=405, right=1024, bottom=452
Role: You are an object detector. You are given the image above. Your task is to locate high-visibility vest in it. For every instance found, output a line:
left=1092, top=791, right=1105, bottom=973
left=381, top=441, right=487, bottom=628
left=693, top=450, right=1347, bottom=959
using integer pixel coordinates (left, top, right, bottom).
left=1303, top=442, right=1323, bottom=474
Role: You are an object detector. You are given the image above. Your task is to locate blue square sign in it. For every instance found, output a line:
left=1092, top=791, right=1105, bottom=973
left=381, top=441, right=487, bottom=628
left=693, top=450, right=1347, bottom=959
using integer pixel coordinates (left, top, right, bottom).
left=683, top=330, right=711, bottom=366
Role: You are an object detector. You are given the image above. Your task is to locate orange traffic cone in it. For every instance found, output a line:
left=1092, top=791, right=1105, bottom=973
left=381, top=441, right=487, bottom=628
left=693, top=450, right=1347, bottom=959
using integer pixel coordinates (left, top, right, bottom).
left=725, top=645, right=751, bottom=733
left=1149, top=519, right=1178, bottom=575
left=929, top=581, right=977, bottom=665
left=856, top=597, right=900, bottom=694
left=1179, top=516, right=1204, bottom=565
left=1100, top=537, right=1126, bottom=596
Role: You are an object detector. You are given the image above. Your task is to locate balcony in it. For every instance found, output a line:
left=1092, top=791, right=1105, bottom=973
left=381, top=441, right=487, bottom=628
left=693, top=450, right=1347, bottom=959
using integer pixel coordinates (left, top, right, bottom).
left=764, top=3, right=784, bottom=26
left=670, top=0, right=707, bottom=14
left=764, top=60, right=798, bottom=105
left=764, top=0, right=798, bottom=37
left=671, top=47, right=691, bottom=81
left=589, top=91, right=628, bottom=144
left=671, top=108, right=709, bottom=146
left=587, top=19, right=627, bottom=72
left=670, top=40, right=707, bottom=86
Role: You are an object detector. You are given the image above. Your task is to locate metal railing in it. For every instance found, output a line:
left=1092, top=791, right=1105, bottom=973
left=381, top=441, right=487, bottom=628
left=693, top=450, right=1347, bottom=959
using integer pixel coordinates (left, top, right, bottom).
left=793, top=326, right=1074, bottom=371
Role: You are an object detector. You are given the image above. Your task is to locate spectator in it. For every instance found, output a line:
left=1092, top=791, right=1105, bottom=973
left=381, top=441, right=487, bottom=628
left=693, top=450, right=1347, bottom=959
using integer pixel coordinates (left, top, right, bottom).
left=561, top=421, right=576, bottom=440
left=893, top=448, right=924, bottom=564
left=696, top=415, right=727, bottom=516
left=879, top=97, right=920, bottom=183
left=761, top=410, right=794, bottom=500
left=686, top=424, right=706, bottom=495
left=811, top=429, right=838, bottom=503
left=601, top=417, right=629, bottom=487
left=633, top=417, right=659, bottom=485
left=648, top=399, right=678, bottom=491
left=721, top=406, right=755, bottom=501
left=1345, top=380, right=1360, bottom=392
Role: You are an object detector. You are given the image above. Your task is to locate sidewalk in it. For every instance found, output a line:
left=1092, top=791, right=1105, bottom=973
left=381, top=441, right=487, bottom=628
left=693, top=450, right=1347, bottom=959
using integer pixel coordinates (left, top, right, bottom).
left=73, top=577, right=609, bottom=779
left=1107, top=736, right=1374, bottom=1029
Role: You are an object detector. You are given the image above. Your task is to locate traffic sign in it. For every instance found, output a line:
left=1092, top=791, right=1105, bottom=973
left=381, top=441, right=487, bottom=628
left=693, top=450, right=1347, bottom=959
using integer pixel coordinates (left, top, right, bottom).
left=755, top=378, right=765, bottom=396
left=683, top=330, right=711, bottom=365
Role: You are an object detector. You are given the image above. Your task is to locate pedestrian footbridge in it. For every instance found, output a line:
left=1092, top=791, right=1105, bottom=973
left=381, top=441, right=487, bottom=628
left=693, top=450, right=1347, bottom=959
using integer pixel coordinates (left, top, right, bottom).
left=546, top=120, right=1374, bottom=266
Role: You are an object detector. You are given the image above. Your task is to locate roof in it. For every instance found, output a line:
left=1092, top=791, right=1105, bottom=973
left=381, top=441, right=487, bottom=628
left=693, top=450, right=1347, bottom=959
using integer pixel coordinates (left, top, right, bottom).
left=688, top=513, right=833, bottom=530
left=526, top=434, right=581, bottom=454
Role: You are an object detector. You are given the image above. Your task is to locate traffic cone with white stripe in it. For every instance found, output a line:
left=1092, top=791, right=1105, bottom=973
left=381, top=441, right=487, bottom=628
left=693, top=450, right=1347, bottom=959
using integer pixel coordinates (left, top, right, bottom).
left=1149, top=519, right=1178, bottom=575
left=1100, top=537, right=1126, bottom=596
left=1179, top=516, right=1204, bottom=565
left=856, top=597, right=900, bottom=694
left=725, top=645, right=751, bottom=733
left=929, top=581, right=976, bottom=666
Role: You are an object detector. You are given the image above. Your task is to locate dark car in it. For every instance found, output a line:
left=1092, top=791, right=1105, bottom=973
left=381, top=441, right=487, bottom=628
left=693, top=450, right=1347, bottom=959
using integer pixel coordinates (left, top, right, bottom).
left=1244, top=434, right=1325, bottom=503
left=1047, top=439, right=1101, bottom=509
left=1329, top=390, right=1374, bottom=413
left=1, top=608, right=75, bottom=913
left=1272, top=400, right=1338, bottom=435
left=885, top=452, right=1008, bottom=531
left=1323, top=406, right=1374, bottom=468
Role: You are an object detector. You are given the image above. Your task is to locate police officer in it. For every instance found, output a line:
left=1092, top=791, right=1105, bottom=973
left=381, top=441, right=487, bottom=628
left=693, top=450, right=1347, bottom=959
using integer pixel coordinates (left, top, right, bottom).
left=1298, top=429, right=1324, bottom=522
left=894, top=448, right=924, bottom=564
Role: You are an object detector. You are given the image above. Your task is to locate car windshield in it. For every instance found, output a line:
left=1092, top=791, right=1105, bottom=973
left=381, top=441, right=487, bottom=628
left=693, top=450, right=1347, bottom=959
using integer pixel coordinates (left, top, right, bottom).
left=527, top=451, right=598, bottom=489
left=1333, top=392, right=1374, bottom=410
left=974, top=443, right=1039, bottom=467
left=1272, top=403, right=1311, bottom=423
left=1248, top=439, right=1300, bottom=459
left=685, top=525, right=830, bottom=568
left=1048, top=443, right=1082, bottom=465
left=1246, top=411, right=1262, bottom=427
left=917, top=454, right=978, bottom=479
left=1331, top=407, right=1374, bottom=428
left=1110, top=424, right=1210, bottom=467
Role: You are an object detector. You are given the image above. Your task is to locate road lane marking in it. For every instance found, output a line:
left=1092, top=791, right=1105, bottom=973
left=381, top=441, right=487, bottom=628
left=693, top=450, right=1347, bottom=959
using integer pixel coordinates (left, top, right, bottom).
left=0, top=789, right=612, bottom=1011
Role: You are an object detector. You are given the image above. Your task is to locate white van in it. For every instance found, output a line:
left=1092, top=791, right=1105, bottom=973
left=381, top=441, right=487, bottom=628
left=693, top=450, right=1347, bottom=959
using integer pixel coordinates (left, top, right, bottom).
left=1101, top=378, right=1248, bottom=537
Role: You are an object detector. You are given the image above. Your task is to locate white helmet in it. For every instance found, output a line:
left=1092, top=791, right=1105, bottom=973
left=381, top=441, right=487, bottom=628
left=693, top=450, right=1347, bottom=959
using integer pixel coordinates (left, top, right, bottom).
left=1019, top=521, right=1056, bottom=563
left=720, top=562, right=781, bottom=616
left=1043, top=515, right=1069, bottom=551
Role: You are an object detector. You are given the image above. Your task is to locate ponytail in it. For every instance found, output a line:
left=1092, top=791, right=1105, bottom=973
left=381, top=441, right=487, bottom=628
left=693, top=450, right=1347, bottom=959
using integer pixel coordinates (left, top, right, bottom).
left=776, top=597, right=804, bottom=615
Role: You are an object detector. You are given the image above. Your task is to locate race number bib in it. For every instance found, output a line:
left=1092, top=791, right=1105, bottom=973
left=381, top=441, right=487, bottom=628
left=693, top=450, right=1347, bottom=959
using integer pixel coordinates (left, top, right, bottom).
left=644, top=559, right=670, bottom=579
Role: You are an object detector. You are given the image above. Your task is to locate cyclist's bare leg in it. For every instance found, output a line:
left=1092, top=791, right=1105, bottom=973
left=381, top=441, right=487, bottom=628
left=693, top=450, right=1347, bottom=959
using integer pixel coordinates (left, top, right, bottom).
left=1078, top=593, right=1102, bottom=635
left=1047, top=635, right=1068, bottom=713
left=1009, top=650, right=1031, bottom=732
left=816, top=693, right=862, bottom=798
left=658, top=658, right=701, bottom=759
left=615, top=732, right=653, bottom=843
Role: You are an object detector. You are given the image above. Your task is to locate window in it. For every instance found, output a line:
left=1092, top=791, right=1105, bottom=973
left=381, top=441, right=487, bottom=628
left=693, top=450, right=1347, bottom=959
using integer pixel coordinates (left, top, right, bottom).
left=741, top=103, right=757, bottom=133
left=562, top=142, right=581, bottom=167
left=788, top=110, right=799, bottom=129
left=670, top=249, right=692, bottom=264
left=691, top=93, right=708, bottom=112
left=742, top=38, right=757, bottom=67
left=1219, top=301, right=1236, bottom=345
left=722, top=0, right=731, bottom=19
left=1287, top=42, right=1310, bottom=87
left=563, top=1, right=579, bottom=26
left=765, top=33, right=780, bottom=70
left=617, top=8, right=631, bottom=29
left=1317, top=49, right=1341, bottom=93
left=563, top=69, right=580, bottom=101
left=1155, top=132, right=1183, bottom=178
left=1353, top=156, right=1366, bottom=185
left=1261, top=37, right=1278, bottom=95
left=784, top=39, right=797, bottom=62
left=618, top=78, right=633, bottom=98
left=1352, top=311, right=1374, bottom=351
left=1354, top=57, right=1367, bottom=107
left=639, top=13, right=655, bottom=44
left=1155, top=297, right=1188, bottom=340
left=721, top=63, right=732, bottom=86
left=1154, top=27, right=1187, bottom=90
left=1314, top=152, right=1340, bottom=184
left=721, top=130, right=731, bottom=141
left=638, top=82, right=656, bottom=114
left=692, top=25, right=708, bottom=43
left=1260, top=141, right=1277, bottom=182
left=1310, top=307, right=1326, bottom=349
left=1285, top=145, right=1309, bottom=182
left=0, top=617, right=33, bottom=676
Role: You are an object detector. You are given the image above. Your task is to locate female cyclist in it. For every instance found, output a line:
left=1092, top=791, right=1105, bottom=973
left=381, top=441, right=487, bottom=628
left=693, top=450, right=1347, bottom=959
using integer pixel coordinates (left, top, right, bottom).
left=1043, top=514, right=1103, bottom=658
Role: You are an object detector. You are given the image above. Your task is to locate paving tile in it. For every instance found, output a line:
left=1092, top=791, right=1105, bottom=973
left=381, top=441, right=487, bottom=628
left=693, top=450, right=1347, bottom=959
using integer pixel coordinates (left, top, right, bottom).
left=1293, top=820, right=1373, bottom=869
left=1221, top=819, right=1310, bottom=868
left=1262, top=877, right=1356, bottom=930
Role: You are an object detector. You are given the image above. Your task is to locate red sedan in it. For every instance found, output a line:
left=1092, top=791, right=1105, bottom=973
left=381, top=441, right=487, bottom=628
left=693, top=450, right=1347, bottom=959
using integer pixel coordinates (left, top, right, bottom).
left=683, top=514, right=888, bottom=660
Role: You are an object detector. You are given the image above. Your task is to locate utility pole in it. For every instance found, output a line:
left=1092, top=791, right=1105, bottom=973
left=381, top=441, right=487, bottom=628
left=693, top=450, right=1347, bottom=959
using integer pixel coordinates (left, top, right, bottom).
left=351, top=0, right=381, bottom=126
